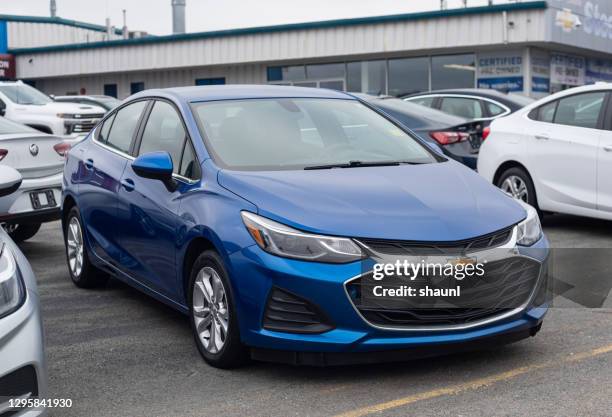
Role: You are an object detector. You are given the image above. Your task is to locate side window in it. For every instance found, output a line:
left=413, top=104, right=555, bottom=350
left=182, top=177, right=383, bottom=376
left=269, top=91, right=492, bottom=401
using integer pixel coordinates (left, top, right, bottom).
left=554, top=92, right=606, bottom=129
left=440, top=97, right=483, bottom=119
left=138, top=101, right=186, bottom=174
left=408, top=96, right=435, bottom=108
left=97, top=113, right=116, bottom=143
left=485, top=101, right=507, bottom=117
left=529, top=100, right=557, bottom=123
left=179, top=142, right=201, bottom=180
left=106, top=101, right=147, bottom=153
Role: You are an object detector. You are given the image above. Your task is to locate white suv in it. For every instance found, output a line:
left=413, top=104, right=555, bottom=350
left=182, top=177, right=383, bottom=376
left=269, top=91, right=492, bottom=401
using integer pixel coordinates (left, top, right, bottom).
left=0, top=81, right=105, bottom=137
left=478, top=83, right=612, bottom=221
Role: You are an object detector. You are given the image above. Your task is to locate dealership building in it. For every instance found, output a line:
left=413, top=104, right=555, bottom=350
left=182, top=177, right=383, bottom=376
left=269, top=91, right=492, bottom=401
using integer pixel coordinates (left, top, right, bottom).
left=2, top=0, right=612, bottom=99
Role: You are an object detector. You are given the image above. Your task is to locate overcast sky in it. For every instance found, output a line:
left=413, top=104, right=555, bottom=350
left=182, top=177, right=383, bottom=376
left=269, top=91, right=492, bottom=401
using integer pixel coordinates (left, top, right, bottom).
left=2, top=0, right=516, bottom=35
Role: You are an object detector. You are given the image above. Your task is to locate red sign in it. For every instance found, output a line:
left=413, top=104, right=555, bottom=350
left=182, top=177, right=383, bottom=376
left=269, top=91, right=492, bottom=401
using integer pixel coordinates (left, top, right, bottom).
left=0, top=54, right=16, bottom=80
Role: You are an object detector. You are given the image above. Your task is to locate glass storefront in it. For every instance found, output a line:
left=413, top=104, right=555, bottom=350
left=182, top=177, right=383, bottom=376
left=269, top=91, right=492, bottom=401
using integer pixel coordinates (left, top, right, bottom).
left=268, top=53, right=476, bottom=97
left=388, top=57, right=429, bottom=96
left=431, top=54, right=476, bottom=90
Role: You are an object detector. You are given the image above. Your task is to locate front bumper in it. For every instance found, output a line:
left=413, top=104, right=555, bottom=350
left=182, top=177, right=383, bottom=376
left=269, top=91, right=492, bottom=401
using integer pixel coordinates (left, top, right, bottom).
left=0, top=291, right=48, bottom=416
left=228, top=235, right=549, bottom=360
left=0, top=173, right=62, bottom=225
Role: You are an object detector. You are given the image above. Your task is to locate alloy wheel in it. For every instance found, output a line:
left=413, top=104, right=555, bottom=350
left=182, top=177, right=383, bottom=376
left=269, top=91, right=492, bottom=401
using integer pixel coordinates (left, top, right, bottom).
left=501, top=175, right=529, bottom=203
left=67, top=217, right=84, bottom=277
left=1, top=223, right=18, bottom=234
left=192, top=266, right=229, bottom=354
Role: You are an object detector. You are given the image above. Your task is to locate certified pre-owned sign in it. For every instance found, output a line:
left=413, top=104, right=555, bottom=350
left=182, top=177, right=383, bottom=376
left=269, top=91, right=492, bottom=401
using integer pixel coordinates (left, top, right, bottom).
left=0, top=54, right=16, bottom=80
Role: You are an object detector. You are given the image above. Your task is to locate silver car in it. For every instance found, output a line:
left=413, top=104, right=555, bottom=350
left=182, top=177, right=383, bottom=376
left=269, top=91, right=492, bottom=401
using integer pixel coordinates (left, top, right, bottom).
left=0, top=166, right=47, bottom=416
left=0, top=117, right=67, bottom=242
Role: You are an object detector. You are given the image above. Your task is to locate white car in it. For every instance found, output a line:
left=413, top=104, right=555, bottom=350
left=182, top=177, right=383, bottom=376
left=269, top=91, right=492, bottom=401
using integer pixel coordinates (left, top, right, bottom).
left=478, top=84, right=612, bottom=221
left=0, top=166, right=48, bottom=416
left=0, top=117, right=68, bottom=241
left=0, top=81, right=105, bottom=137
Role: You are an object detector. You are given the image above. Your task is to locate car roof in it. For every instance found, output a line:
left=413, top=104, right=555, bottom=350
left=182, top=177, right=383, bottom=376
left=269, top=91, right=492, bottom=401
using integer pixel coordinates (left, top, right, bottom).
left=403, top=88, right=535, bottom=108
left=130, top=84, right=355, bottom=103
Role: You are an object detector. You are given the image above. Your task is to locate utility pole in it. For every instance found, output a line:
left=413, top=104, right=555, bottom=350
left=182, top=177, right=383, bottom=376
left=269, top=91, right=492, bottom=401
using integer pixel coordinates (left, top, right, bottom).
left=50, top=0, right=57, bottom=17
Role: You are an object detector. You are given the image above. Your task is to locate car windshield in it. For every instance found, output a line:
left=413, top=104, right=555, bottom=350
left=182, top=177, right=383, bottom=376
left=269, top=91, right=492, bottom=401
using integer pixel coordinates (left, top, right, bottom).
left=0, top=116, right=38, bottom=134
left=192, top=98, right=437, bottom=171
left=0, top=84, right=52, bottom=105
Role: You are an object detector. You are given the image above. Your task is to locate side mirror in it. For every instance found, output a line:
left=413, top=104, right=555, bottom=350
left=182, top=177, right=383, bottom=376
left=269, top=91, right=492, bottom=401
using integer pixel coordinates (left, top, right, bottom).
left=132, top=151, right=176, bottom=191
left=0, top=166, right=22, bottom=198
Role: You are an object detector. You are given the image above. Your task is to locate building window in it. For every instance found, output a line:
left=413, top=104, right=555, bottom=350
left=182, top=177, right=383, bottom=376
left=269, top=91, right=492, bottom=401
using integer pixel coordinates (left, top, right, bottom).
left=346, top=60, right=387, bottom=95
left=104, top=84, right=118, bottom=98
left=431, top=54, right=476, bottom=90
left=305, top=63, right=345, bottom=80
left=388, top=57, right=429, bottom=96
left=130, top=82, right=145, bottom=95
left=267, top=67, right=283, bottom=82
left=195, top=77, right=226, bottom=86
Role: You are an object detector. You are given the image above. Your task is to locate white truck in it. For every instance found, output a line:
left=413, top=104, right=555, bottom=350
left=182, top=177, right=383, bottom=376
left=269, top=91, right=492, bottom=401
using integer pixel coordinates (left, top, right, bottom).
left=0, top=81, right=106, bottom=137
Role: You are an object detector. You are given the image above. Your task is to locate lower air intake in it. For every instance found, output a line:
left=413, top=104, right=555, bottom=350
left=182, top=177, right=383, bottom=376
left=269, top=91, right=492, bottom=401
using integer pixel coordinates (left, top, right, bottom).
left=263, top=287, right=334, bottom=334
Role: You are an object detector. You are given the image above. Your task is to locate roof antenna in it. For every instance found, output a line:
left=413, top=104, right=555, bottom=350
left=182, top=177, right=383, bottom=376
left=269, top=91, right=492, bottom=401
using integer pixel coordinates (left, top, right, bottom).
left=50, top=0, right=57, bottom=17
left=122, top=9, right=129, bottom=39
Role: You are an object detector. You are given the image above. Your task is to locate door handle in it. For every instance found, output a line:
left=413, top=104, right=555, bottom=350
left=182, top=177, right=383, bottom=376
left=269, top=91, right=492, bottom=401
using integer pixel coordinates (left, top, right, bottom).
left=121, top=178, right=135, bottom=192
left=535, top=134, right=550, bottom=141
left=604, top=145, right=612, bottom=152
left=84, top=158, right=94, bottom=169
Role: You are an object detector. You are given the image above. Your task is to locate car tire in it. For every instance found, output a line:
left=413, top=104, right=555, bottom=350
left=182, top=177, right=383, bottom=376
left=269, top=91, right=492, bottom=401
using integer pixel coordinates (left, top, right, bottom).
left=189, top=250, right=248, bottom=369
left=64, top=207, right=108, bottom=288
left=7, top=223, right=41, bottom=242
left=496, top=167, right=541, bottom=214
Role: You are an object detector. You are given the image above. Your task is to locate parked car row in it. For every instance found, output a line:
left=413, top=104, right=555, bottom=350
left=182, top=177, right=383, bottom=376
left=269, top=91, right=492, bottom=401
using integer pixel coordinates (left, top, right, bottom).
left=0, top=82, right=606, bottom=384
left=0, top=165, right=48, bottom=416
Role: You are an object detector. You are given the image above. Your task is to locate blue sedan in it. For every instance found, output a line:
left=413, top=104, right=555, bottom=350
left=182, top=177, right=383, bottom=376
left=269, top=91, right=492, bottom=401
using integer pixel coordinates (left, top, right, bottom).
left=61, top=85, right=549, bottom=368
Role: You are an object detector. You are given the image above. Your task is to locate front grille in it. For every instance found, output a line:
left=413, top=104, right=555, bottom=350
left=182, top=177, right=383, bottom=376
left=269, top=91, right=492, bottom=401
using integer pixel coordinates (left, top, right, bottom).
left=0, top=365, right=38, bottom=416
left=346, top=256, right=541, bottom=328
left=263, top=287, right=334, bottom=334
left=71, top=120, right=100, bottom=133
left=358, top=226, right=514, bottom=256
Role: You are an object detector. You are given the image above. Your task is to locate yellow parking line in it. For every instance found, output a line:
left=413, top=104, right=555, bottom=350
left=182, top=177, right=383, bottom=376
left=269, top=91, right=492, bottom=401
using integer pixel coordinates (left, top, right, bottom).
left=334, top=343, right=612, bottom=417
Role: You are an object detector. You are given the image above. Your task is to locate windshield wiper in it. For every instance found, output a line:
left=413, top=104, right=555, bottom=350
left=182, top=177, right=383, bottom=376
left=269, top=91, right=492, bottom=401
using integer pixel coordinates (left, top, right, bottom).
left=304, top=160, right=424, bottom=170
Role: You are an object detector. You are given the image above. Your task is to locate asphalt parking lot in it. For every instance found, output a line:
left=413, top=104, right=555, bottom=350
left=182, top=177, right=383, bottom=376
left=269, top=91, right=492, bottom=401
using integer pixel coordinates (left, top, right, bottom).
left=20, top=216, right=612, bottom=417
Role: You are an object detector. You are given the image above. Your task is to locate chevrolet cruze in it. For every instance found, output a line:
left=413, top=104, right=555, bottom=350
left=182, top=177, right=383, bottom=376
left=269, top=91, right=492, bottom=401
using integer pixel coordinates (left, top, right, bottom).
left=62, top=85, right=550, bottom=368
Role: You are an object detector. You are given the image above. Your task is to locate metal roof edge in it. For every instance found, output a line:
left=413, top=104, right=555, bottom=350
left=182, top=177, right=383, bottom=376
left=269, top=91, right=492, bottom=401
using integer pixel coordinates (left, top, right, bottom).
left=0, top=14, right=124, bottom=35
left=8, top=1, right=547, bottom=55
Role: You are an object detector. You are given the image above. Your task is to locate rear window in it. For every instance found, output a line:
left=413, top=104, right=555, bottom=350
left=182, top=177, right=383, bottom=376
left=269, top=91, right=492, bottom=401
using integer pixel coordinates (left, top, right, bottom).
left=407, top=96, right=435, bottom=107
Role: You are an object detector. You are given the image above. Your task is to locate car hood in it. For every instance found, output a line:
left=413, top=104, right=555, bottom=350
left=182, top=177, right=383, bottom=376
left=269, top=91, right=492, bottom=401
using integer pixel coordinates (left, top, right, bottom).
left=217, top=161, right=526, bottom=241
left=15, top=102, right=105, bottom=115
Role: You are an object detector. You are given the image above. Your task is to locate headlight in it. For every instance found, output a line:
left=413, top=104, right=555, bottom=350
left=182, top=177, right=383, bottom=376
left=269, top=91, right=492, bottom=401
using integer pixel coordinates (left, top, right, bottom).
left=515, top=200, right=542, bottom=246
left=241, top=212, right=363, bottom=263
left=0, top=243, right=25, bottom=318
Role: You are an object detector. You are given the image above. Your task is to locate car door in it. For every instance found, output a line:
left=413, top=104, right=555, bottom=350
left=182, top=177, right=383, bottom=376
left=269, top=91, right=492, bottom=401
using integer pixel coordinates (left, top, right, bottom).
left=76, top=100, right=148, bottom=265
left=598, top=92, right=612, bottom=212
left=527, top=91, right=605, bottom=213
left=116, top=100, right=200, bottom=299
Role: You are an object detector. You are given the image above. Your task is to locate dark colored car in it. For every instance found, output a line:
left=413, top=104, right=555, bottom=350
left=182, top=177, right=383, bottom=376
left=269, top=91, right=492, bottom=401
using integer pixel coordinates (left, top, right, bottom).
left=54, top=95, right=121, bottom=111
left=403, top=89, right=534, bottom=126
left=356, top=94, right=482, bottom=169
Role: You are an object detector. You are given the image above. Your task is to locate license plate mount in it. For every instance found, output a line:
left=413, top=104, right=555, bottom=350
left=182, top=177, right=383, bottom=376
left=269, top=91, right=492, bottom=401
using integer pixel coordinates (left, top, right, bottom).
left=30, top=190, right=57, bottom=210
